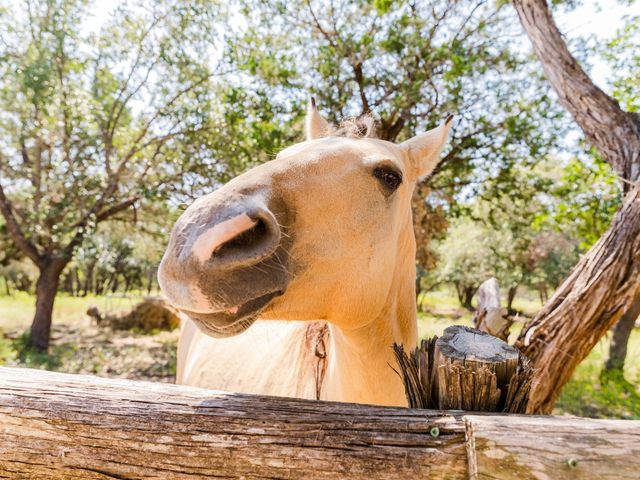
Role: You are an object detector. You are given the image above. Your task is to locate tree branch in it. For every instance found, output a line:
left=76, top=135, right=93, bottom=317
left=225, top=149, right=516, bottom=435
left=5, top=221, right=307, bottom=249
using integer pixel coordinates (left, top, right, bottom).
left=352, top=62, right=370, bottom=115
left=0, top=182, right=42, bottom=265
left=94, top=197, right=139, bottom=223
left=63, top=197, right=139, bottom=257
left=512, top=0, right=640, bottom=181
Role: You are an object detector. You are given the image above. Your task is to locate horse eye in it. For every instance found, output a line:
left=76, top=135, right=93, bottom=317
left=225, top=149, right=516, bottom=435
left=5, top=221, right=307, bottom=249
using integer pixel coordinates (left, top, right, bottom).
left=373, top=167, right=402, bottom=193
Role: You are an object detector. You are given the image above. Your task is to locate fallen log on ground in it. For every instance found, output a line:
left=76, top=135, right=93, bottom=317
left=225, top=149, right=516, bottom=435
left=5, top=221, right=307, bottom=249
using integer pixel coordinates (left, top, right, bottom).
left=0, top=367, right=639, bottom=479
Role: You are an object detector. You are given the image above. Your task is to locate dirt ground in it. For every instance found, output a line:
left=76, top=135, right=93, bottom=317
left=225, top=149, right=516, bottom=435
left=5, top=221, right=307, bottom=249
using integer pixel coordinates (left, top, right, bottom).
left=3, top=317, right=178, bottom=383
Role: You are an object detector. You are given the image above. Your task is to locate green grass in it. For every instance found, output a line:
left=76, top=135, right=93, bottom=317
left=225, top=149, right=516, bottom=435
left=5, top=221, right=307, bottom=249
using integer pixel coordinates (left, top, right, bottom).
left=0, top=291, right=155, bottom=331
left=0, top=291, right=177, bottom=382
left=553, top=330, right=640, bottom=419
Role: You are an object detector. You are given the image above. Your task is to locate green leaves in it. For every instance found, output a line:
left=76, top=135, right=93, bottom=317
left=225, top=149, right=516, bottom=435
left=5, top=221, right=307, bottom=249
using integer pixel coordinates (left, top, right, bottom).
left=603, top=14, right=640, bottom=112
left=547, top=156, right=621, bottom=250
left=373, top=0, right=395, bottom=14
left=0, top=0, right=227, bottom=262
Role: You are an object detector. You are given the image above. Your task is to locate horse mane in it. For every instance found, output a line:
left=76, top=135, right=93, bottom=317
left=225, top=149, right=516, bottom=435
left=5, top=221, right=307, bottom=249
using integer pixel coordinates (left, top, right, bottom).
left=330, top=115, right=378, bottom=139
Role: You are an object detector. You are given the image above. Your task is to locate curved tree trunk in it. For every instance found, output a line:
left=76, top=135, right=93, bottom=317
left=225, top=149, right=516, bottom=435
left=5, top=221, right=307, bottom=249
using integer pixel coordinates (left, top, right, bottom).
left=455, top=283, right=477, bottom=311
left=605, top=294, right=640, bottom=373
left=512, top=0, right=640, bottom=413
left=515, top=189, right=640, bottom=412
left=28, top=258, right=67, bottom=352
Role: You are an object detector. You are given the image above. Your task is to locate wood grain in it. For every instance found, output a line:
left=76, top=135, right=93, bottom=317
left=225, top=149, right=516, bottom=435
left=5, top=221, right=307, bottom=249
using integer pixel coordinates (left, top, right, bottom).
left=0, top=367, right=467, bottom=479
left=2, top=367, right=640, bottom=479
left=435, top=326, right=520, bottom=411
left=466, top=415, right=640, bottom=480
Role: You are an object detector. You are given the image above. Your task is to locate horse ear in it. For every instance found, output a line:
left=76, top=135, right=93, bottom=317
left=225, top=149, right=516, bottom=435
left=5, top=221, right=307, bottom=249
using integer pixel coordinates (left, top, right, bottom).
left=306, top=97, right=332, bottom=140
left=400, top=116, right=453, bottom=178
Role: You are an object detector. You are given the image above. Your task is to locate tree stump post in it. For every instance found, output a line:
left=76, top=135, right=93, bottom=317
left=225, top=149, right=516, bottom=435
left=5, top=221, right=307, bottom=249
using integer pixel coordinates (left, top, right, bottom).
left=394, top=325, right=533, bottom=413
left=435, top=326, right=520, bottom=411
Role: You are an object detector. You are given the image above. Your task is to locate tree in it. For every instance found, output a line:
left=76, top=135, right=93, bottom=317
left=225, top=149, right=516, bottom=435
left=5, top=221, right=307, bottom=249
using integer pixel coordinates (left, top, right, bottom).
left=435, top=219, right=496, bottom=310
left=543, top=157, right=621, bottom=250
left=229, top=0, right=565, bottom=271
left=66, top=203, right=174, bottom=297
left=436, top=158, right=582, bottom=312
left=512, top=0, right=640, bottom=413
left=525, top=231, right=579, bottom=304
left=530, top=157, right=619, bottom=302
left=600, top=12, right=640, bottom=377
left=0, top=0, right=223, bottom=350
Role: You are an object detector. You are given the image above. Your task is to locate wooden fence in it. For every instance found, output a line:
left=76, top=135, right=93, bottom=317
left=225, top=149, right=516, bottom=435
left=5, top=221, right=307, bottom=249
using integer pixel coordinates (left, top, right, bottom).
left=0, top=367, right=638, bottom=479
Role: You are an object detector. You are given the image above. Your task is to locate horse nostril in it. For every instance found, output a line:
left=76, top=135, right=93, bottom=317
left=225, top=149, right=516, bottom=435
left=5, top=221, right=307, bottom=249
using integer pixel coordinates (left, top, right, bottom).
left=216, top=218, right=268, bottom=256
left=190, top=210, right=282, bottom=267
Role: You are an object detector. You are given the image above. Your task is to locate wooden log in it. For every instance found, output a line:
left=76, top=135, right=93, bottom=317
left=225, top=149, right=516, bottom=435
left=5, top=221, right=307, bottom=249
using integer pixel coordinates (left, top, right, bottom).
left=465, top=415, right=640, bottom=480
left=0, top=367, right=467, bottom=479
left=1, top=367, right=640, bottom=479
left=472, top=278, right=512, bottom=341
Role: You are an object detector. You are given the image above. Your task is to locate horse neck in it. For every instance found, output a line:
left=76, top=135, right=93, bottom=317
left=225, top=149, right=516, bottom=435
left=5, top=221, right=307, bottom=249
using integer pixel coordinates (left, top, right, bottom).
left=322, top=216, right=418, bottom=406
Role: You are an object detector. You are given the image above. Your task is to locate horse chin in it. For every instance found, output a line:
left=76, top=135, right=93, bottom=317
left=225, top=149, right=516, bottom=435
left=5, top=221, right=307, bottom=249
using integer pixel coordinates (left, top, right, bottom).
left=186, top=290, right=281, bottom=338
left=190, top=314, right=259, bottom=338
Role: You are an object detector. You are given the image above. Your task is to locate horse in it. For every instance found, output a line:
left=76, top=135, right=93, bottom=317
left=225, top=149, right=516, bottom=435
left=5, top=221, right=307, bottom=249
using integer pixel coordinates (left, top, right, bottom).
left=158, top=100, right=452, bottom=406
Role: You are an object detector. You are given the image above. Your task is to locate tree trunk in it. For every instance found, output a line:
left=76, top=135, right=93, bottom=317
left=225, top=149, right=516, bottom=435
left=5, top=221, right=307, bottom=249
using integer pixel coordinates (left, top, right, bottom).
left=82, top=260, right=95, bottom=296
left=454, top=282, right=464, bottom=306
left=512, top=0, right=640, bottom=413
left=515, top=188, right=640, bottom=412
left=28, top=258, right=67, bottom=352
left=463, top=286, right=476, bottom=311
left=62, top=271, right=73, bottom=294
left=605, top=294, right=640, bottom=372
left=511, top=0, right=640, bottom=181
left=72, top=266, right=80, bottom=296
left=506, top=285, right=518, bottom=313
left=537, top=282, right=548, bottom=305
left=454, top=283, right=477, bottom=310
left=95, top=272, right=105, bottom=295
left=146, top=269, right=154, bottom=295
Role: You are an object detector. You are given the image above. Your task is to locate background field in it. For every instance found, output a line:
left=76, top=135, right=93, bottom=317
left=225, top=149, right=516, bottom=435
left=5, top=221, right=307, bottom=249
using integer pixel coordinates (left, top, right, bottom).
left=1, top=289, right=638, bottom=419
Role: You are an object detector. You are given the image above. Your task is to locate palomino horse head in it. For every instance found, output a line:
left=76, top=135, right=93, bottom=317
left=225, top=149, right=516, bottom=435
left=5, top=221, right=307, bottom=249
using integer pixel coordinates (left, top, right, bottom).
left=158, top=100, right=452, bottom=338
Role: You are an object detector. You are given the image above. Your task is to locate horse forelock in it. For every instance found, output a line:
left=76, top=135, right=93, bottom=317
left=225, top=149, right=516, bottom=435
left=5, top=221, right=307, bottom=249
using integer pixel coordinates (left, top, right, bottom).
left=330, top=115, right=378, bottom=139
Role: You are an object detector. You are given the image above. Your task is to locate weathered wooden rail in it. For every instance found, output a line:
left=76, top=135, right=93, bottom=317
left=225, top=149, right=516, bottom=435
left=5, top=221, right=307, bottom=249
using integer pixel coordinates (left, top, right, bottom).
left=0, top=367, right=638, bottom=479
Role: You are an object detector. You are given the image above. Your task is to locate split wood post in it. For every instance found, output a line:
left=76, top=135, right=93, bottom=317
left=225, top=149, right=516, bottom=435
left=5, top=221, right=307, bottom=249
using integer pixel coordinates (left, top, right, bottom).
left=395, top=326, right=533, bottom=412
left=435, top=326, right=523, bottom=411
left=472, top=277, right=512, bottom=341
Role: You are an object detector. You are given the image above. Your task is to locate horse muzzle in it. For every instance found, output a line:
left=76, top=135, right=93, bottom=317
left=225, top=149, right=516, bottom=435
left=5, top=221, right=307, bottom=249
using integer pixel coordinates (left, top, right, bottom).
left=158, top=188, right=293, bottom=337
